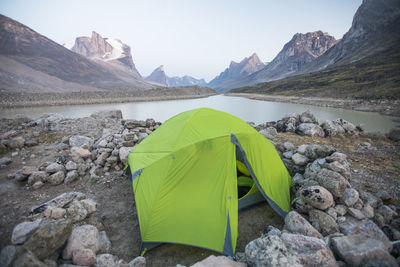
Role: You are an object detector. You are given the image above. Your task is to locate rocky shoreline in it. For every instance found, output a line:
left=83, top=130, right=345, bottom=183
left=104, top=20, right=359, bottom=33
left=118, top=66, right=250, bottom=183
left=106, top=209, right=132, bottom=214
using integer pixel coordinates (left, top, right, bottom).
left=227, top=93, right=400, bottom=117
left=0, top=87, right=216, bottom=108
left=0, top=109, right=399, bottom=266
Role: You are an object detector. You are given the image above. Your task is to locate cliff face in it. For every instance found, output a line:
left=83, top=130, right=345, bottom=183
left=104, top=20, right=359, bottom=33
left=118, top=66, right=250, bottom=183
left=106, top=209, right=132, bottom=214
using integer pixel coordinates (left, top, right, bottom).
left=207, top=53, right=265, bottom=92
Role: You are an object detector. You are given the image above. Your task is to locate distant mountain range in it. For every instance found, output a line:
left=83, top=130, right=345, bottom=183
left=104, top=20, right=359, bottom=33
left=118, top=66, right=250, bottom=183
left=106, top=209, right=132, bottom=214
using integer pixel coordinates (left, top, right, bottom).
left=232, top=0, right=400, bottom=99
left=0, top=15, right=153, bottom=92
left=145, top=65, right=207, bottom=87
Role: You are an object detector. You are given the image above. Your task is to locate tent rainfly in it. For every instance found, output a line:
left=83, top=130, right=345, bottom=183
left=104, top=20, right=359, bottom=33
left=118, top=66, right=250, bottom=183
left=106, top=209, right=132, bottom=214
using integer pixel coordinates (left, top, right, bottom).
left=125, top=108, right=292, bottom=256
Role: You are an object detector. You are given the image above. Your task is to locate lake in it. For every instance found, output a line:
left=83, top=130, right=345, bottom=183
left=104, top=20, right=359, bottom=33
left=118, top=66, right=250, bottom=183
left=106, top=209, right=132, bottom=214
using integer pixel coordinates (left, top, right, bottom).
left=0, top=95, right=398, bottom=133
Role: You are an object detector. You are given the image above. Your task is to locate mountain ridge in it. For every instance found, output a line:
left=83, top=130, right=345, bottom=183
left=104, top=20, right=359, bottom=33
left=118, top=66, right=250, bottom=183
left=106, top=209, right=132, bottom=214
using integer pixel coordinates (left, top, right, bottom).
left=145, top=65, right=206, bottom=87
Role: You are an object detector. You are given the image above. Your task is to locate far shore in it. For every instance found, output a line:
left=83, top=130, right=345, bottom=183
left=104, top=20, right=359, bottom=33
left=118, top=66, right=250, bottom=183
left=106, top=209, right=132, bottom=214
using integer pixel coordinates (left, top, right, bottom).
left=226, top=93, right=400, bottom=117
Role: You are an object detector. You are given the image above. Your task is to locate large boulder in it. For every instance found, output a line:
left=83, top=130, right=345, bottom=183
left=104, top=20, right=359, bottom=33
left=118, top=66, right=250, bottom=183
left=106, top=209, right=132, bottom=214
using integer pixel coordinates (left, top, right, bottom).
left=284, top=211, right=322, bottom=238
left=23, top=219, right=72, bottom=260
left=300, top=186, right=334, bottom=210
left=11, top=219, right=43, bottom=245
left=316, top=169, right=348, bottom=198
left=191, top=255, right=246, bottom=267
left=62, top=224, right=100, bottom=260
left=245, top=234, right=302, bottom=267
left=331, top=235, right=397, bottom=267
left=281, top=232, right=338, bottom=267
left=296, top=123, right=325, bottom=137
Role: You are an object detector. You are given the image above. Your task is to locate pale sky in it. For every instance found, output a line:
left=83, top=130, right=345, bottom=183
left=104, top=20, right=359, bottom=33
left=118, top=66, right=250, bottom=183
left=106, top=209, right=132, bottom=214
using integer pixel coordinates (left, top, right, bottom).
left=0, top=0, right=362, bottom=81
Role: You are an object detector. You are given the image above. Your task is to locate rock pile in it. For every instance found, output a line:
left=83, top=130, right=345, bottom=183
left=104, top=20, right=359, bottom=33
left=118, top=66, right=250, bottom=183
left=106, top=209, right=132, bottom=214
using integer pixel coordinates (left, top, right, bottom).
left=4, top=110, right=160, bottom=189
left=257, top=110, right=363, bottom=138
left=0, top=192, right=145, bottom=267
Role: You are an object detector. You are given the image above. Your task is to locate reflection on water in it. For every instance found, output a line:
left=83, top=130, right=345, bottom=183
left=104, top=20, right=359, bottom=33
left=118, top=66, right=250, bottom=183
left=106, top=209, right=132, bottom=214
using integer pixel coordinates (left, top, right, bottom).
left=0, top=95, right=398, bottom=133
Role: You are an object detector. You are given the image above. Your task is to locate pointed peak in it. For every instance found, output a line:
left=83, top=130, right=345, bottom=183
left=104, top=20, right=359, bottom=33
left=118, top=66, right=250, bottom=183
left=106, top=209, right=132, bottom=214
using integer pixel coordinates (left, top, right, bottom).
left=157, top=65, right=165, bottom=71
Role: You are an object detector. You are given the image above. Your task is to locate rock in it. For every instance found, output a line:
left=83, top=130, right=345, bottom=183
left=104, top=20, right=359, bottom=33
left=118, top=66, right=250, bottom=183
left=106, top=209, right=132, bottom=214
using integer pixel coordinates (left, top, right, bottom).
left=62, top=224, right=100, bottom=260
left=137, top=132, right=148, bottom=143
left=72, top=248, right=96, bottom=266
left=106, top=156, right=118, bottom=164
left=23, top=219, right=72, bottom=260
left=297, top=144, right=308, bottom=155
left=282, top=158, right=305, bottom=176
left=0, top=245, right=21, bottom=267
left=67, top=200, right=88, bottom=223
left=80, top=199, right=97, bottom=214
left=322, top=120, right=345, bottom=137
left=64, top=170, right=79, bottom=184
left=29, top=192, right=86, bottom=216
left=382, top=225, right=400, bottom=241
left=65, top=161, right=77, bottom=171
left=325, top=152, right=347, bottom=163
left=291, top=153, right=309, bottom=166
left=286, top=122, right=296, bottom=132
left=361, top=204, right=374, bottom=219
left=119, top=146, right=133, bottom=164
left=245, top=234, right=302, bottom=267
left=300, top=186, right=334, bottom=210
left=284, top=211, right=322, bottom=238
left=376, top=205, right=397, bottom=224
left=341, top=188, right=359, bottom=207
left=335, top=119, right=358, bottom=134
left=27, top=171, right=47, bottom=186
left=91, top=110, right=122, bottom=120
left=388, top=128, right=400, bottom=141
left=283, top=142, right=295, bottom=151
left=11, top=219, right=43, bottom=245
left=44, top=206, right=66, bottom=219
left=316, top=169, right=347, bottom=198
left=282, top=151, right=293, bottom=159
left=0, top=156, right=12, bottom=166
left=13, top=250, right=47, bottom=267
left=316, top=145, right=336, bottom=158
left=324, top=161, right=351, bottom=178
left=359, top=190, right=381, bottom=208
left=259, top=127, right=277, bottom=140
left=98, top=231, right=111, bottom=253
left=296, top=123, right=325, bottom=137
left=335, top=205, right=347, bottom=216
left=9, top=136, right=25, bottom=148
left=292, top=173, right=304, bottom=184
left=53, top=142, right=69, bottom=152
left=48, top=171, right=65, bottom=185
left=300, top=110, right=316, bottom=123
left=339, top=218, right=392, bottom=251
left=45, top=162, right=65, bottom=173
left=14, top=170, right=27, bottom=182
left=97, top=139, right=108, bottom=148
left=309, top=209, right=339, bottom=236
left=95, top=253, right=117, bottom=267
left=263, top=225, right=282, bottom=237
left=71, top=147, right=91, bottom=158
left=347, top=207, right=366, bottom=220
left=191, top=255, right=246, bottom=267
left=331, top=235, right=397, bottom=267
left=32, top=181, right=44, bottom=189
left=305, top=144, right=320, bottom=160
left=291, top=197, right=313, bottom=214
left=69, top=135, right=94, bottom=149
left=281, top=232, right=337, bottom=267
left=326, top=207, right=338, bottom=221
left=95, top=151, right=110, bottom=166
left=303, top=159, right=323, bottom=180
left=128, top=256, right=146, bottom=267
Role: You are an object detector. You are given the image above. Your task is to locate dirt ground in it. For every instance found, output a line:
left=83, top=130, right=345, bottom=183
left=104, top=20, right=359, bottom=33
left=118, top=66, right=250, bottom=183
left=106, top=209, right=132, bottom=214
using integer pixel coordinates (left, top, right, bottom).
left=0, top=127, right=399, bottom=266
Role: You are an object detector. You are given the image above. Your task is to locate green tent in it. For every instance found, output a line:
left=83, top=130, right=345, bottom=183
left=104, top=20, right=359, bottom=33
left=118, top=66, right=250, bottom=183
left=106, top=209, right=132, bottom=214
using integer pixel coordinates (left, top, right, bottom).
left=125, top=108, right=292, bottom=256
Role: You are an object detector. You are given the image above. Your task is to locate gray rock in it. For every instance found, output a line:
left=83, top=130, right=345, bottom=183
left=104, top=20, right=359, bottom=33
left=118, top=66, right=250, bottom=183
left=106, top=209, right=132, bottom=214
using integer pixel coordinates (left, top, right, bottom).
left=128, top=256, right=147, bottom=267
left=62, top=224, right=100, bottom=260
left=300, top=186, right=334, bottom=210
left=341, top=188, right=359, bottom=207
left=48, top=171, right=65, bottom=185
left=325, top=152, right=347, bottom=163
left=316, top=145, right=336, bottom=158
left=259, top=127, right=278, bottom=140
left=300, top=110, right=316, bottom=123
left=64, top=170, right=79, bottom=184
left=303, top=159, right=323, bottom=180
left=11, top=219, right=43, bottom=245
left=324, top=161, right=351, bottom=179
left=297, top=144, right=308, bottom=155
left=309, top=209, right=339, bottom=236
left=65, top=161, right=77, bottom=171
left=71, top=147, right=91, bottom=158
left=27, top=171, right=47, bottom=186
left=91, top=110, right=122, bottom=120
left=67, top=200, right=88, bottom=223
left=326, top=207, right=338, bottom=221
left=45, top=162, right=65, bottom=174
left=339, top=218, right=392, bottom=251
left=29, top=192, right=86, bottom=216
left=282, top=158, right=305, bottom=177
left=95, top=253, right=117, bottom=267
left=305, top=144, right=320, bottom=160
left=95, top=152, right=110, bottom=166
left=281, top=232, right=338, bottom=267
left=23, top=219, right=72, bottom=260
left=376, top=205, right=397, bottom=224
left=382, top=225, right=400, bottom=241
left=291, top=153, right=309, bottom=166
left=282, top=151, right=293, bottom=159
left=8, top=136, right=25, bottom=148
left=137, top=132, right=148, bottom=143
left=322, top=120, right=345, bottom=137
left=286, top=122, right=296, bottom=132
left=335, top=205, right=347, bottom=216
left=331, top=235, right=397, bottom=267
left=69, top=135, right=94, bottom=149
left=53, top=142, right=69, bottom=152
left=245, top=234, right=302, bottom=267
left=191, top=255, right=245, bottom=267
left=336, top=119, right=358, bottom=135
left=72, top=248, right=96, bottom=266
left=13, top=250, right=47, bottom=267
left=347, top=207, right=366, bottom=220
left=119, top=146, right=133, bottom=164
left=0, top=245, right=21, bottom=267
left=361, top=204, right=374, bottom=219
left=98, top=231, right=111, bottom=253
left=284, top=211, right=322, bottom=238
left=316, top=168, right=348, bottom=198
left=283, top=141, right=295, bottom=151
left=80, top=199, right=97, bottom=215
left=291, top=197, right=313, bottom=214
left=359, top=190, right=381, bottom=208
left=296, top=123, right=325, bottom=137
left=388, top=128, right=400, bottom=141
left=106, top=156, right=118, bottom=164
left=0, top=157, right=12, bottom=166
left=263, top=225, right=282, bottom=237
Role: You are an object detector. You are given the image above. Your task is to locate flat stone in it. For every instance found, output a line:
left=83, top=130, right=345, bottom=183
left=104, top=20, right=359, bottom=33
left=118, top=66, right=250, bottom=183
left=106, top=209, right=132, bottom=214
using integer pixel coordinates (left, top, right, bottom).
left=300, top=186, right=334, bottom=210
left=45, top=162, right=65, bottom=173
left=324, top=161, right=351, bottom=178
left=325, top=152, right=347, bottom=163
left=284, top=211, right=322, bottom=238
left=361, top=204, right=374, bottom=219
left=11, top=219, right=43, bottom=245
left=44, top=206, right=66, bottom=219
left=283, top=142, right=295, bottom=151
left=29, top=192, right=86, bottom=217
left=347, top=207, right=366, bottom=220
left=297, top=144, right=308, bottom=154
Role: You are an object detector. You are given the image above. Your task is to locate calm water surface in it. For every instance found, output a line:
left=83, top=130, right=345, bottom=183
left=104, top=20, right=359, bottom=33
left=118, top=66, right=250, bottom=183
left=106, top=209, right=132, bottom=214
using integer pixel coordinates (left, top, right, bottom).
left=0, top=95, right=398, bottom=133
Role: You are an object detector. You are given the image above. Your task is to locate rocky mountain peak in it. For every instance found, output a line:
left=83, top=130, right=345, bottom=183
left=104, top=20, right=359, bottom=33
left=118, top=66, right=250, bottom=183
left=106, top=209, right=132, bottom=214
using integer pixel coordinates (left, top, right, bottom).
left=145, top=65, right=206, bottom=87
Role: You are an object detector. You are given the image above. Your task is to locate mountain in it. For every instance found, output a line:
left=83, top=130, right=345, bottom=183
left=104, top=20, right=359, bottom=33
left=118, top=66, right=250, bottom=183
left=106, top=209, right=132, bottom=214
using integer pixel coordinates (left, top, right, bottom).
left=0, top=15, right=152, bottom=92
left=232, top=31, right=337, bottom=89
left=145, top=65, right=206, bottom=87
left=207, top=53, right=265, bottom=92
left=232, top=0, right=400, bottom=99
left=71, top=31, right=141, bottom=76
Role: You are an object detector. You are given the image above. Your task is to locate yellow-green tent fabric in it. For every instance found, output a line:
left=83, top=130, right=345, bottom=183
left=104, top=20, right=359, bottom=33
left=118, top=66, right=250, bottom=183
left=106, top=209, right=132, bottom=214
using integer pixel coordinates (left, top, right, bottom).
left=125, top=108, right=292, bottom=256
